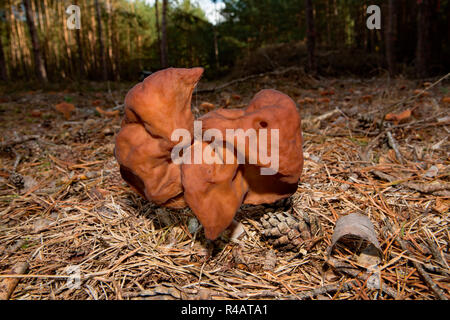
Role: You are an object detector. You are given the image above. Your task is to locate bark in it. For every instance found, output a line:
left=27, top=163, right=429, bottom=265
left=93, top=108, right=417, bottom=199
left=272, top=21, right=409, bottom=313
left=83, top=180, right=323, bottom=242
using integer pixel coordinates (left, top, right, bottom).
left=305, top=0, right=316, bottom=73
left=0, top=33, right=7, bottom=80
left=161, top=0, right=168, bottom=68
left=23, top=0, right=47, bottom=82
left=94, top=0, right=107, bottom=80
left=416, top=0, right=435, bottom=77
left=155, top=0, right=162, bottom=67
left=386, top=0, right=397, bottom=76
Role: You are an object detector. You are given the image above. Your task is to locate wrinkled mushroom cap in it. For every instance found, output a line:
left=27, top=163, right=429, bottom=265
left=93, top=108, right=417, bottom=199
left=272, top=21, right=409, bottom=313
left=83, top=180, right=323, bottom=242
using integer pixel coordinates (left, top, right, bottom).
left=115, top=67, right=204, bottom=208
left=115, top=68, right=304, bottom=240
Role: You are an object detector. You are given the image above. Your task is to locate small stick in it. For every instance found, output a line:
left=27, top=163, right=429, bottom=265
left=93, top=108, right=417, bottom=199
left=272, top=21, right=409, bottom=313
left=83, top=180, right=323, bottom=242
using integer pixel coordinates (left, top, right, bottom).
left=0, top=135, right=40, bottom=149
left=0, top=261, right=29, bottom=300
left=397, top=238, right=449, bottom=300
left=386, top=131, right=404, bottom=164
left=326, top=257, right=398, bottom=299
left=292, top=281, right=358, bottom=300
left=425, top=238, right=449, bottom=269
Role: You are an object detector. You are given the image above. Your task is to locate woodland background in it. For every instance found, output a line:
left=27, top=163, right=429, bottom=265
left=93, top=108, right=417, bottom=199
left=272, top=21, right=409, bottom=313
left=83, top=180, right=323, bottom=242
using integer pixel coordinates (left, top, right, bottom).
left=0, top=0, right=449, bottom=84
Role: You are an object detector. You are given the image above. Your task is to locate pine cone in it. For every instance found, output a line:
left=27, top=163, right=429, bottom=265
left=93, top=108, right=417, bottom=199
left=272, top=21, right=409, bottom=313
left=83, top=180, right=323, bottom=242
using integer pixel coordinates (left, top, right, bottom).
left=8, top=172, right=24, bottom=189
left=357, top=114, right=376, bottom=130
left=259, top=210, right=322, bottom=251
left=74, top=129, right=89, bottom=143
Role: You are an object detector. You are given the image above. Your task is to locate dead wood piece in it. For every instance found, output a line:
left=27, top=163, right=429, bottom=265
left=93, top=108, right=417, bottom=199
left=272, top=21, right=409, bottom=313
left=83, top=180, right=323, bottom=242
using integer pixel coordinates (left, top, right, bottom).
left=396, top=238, right=449, bottom=300
left=0, top=261, right=29, bottom=300
left=0, top=135, right=40, bottom=150
left=386, top=131, right=404, bottom=164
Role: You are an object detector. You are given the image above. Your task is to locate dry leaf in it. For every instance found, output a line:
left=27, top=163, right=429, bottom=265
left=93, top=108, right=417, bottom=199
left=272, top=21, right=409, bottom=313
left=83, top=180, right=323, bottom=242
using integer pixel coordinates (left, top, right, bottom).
left=414, top=89, right=430, bottom=97
left=263, top=249, right=277, bottom=271
left=357, top=244, right=381, bottom=268
left=304, top=97, right=315, bottom=104
left=91, top=99, right=104, bottom=106
left=441, top=97, right=450, bottom=104
left=316, top=97, right=330, bottom=104
left=30, top=109, right=42, bottom=118
left=33, top=218, right=53, bottom=233
left=96, top=106, right=119, bottom=117
left=433, top=198, right=449, bottom=214
left=320, top=90, right=335, bottom=96
left=360, top=95, right=373, bottom=103
left=385, top=109, right=412, bottom=124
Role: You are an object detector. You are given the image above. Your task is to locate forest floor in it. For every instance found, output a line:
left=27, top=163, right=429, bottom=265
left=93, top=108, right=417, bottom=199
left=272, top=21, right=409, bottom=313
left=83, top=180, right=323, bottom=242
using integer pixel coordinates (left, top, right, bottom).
left=0, top=71, right=449, bottom=300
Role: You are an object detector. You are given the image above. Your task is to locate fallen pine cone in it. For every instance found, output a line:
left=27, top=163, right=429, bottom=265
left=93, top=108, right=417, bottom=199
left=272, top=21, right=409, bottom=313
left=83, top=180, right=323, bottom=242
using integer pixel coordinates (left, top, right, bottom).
left=259, top=210, right=322, bottom=251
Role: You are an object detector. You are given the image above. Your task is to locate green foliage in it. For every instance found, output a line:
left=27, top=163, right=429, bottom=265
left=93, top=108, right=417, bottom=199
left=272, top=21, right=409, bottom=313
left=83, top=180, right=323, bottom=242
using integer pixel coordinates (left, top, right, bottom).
left=0, top=0, right=449, bottom=81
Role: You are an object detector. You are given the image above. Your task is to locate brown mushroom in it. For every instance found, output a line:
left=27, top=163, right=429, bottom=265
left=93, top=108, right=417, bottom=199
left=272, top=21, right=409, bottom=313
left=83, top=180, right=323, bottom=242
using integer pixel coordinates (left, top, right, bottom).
left=181, top=89, right=303, bottom=239
left=115, top=68, right=304, bottom=240
left=55, top=102, right=75, bottom=120
left=181, top=141, right=249, bottom=240
left=115, top=67, right=204, bottom=208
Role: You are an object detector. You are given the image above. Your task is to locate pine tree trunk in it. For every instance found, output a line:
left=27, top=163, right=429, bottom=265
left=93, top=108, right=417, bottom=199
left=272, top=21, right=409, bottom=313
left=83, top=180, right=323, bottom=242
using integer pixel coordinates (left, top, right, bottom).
left=161, top=0, right=168, bottom=68
left=416, top=0, right=434, bottom=78
left=305, top=0, right=316, bottom=73
left=155, top=0, right=162, bottom=68
left=23, top=0, right=47, bottom=82
left=94, top=0, right=107, bottom=80
left=386, top=0, right=397, bottom=76
left=0, top=33, right=7, bottom=81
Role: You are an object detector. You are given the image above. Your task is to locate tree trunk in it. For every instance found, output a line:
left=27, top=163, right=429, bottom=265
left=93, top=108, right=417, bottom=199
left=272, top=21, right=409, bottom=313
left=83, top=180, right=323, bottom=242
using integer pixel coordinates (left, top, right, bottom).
left=94, top=0, right=107, bottom=80
left=0, top=33, right=7, bottom=81
left=23, top=0, right=47, bottom=82
left=416, top=0, right=434, bottom=78
left=305, top=0, right=316, bottom=73
left=160, top=0, right=168, bottom=68
left=155, top=0, right=162, bottom=67
left=386, top=0, right=397, bottom=76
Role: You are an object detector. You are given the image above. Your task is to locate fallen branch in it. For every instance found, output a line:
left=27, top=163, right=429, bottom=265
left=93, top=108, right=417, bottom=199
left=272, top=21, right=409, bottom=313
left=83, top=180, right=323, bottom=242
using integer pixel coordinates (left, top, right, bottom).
left=0, top=135, right=40, bottom=150
left=0, top=261, right=29, bottom=300
left=396, top=238, right=449, bottom=300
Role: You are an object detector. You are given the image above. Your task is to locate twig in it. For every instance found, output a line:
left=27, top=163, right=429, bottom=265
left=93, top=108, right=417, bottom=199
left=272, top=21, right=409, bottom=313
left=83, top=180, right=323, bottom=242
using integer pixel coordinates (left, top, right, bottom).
left=403, top=182, right=450, bottom=193
left=0, top=135, right=40, bottom=150
left=425, top=239, right=449, bottom=269
left=396, top=238, right=448, bottom=300
left=326, top=257, right=398, bottom=299
left=386, top=131, right=404, bottom=164
left=291, top=281, right=358, bottom=300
